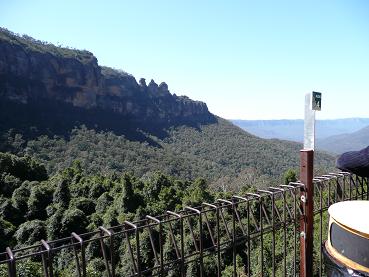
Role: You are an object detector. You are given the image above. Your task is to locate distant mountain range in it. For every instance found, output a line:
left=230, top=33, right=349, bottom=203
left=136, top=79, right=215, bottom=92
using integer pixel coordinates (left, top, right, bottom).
left=232, top=119, right=369, bottom=154
left=318, top=125, right=369, bottom=154
left=0, top=27, right=335, bottom=188
left=232, top=119, right=369, bottom=142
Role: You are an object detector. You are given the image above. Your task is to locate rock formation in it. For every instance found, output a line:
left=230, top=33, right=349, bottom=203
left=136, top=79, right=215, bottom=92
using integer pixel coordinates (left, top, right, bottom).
left=0, top=28, right=214, bottom=126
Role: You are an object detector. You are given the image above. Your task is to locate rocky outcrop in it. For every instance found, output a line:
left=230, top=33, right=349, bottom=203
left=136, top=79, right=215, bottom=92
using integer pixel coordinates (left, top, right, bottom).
left=0, top=28, right=214, bottom=125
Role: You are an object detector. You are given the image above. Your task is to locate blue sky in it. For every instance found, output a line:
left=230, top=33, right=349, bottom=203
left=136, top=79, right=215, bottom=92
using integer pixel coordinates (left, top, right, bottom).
left=1, top=0, right=368, bottom=119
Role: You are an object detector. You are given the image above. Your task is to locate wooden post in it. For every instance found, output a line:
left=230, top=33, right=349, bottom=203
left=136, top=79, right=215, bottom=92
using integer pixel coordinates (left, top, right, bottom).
left=300, top=149, right=314, bottom=277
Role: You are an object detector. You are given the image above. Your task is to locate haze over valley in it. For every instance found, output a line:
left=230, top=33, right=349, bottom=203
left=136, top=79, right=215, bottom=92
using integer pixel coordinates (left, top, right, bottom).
left=232, top=118, right=369, bottom=154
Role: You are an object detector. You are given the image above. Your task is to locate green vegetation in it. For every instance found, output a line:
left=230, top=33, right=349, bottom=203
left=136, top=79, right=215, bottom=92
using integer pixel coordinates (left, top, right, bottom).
left=100, top=66, right=131, bottom=78
left=0, top=152, right=334, bottom=276
left=1, top=119, right=334, bottom=190
left=0, top=152, right=215, bottom=276
left=0, top=27, right=95, bottom=64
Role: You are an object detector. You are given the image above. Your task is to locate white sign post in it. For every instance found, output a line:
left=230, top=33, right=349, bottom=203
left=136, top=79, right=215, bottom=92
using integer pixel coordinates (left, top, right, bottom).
left=304, top=91, right=322, bottom=150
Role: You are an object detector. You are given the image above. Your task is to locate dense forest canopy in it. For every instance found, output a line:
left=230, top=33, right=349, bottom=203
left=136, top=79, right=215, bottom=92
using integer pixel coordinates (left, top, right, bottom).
left=0, top=151, right=328, bottom=277
left=0, top=151, right=228, bottom=276
left=1, top=117, right=335, bottom=190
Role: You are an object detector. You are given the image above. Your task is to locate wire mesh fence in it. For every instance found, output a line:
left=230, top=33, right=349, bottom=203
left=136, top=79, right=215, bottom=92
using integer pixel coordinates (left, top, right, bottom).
left=0, top=172, right=368, bottom=276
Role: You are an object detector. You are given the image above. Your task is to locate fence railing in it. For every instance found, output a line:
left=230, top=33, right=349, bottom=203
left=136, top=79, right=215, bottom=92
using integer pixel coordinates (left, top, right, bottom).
left=1, top=171, right=368, bottom=276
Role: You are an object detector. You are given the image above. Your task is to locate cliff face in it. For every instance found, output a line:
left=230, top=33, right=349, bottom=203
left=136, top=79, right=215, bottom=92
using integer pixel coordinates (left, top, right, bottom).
left=0, top=28, right=213, bottom=125
left=0, top=40, right=100, bottom=108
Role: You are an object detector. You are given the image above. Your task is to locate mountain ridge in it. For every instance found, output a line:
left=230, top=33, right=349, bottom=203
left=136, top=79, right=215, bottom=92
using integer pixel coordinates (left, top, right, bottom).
left=0, top=27, right=214, bottom=128
left=318, top=125, right=369, bottom=154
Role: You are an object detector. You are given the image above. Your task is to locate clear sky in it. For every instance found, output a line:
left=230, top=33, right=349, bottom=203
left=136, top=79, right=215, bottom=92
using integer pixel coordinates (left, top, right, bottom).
left=1, top=0, right=368, bottom=119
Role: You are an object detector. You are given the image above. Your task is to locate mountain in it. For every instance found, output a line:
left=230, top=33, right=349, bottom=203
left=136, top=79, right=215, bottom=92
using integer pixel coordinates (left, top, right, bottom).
left=232, top=119, right=369, bottom=142
left=0, top=28, right=335, bottom=188
left=317, top=125, right=369, bottom=154
left=0, top=28, right=214, bottom=133
left=232, top=119, right=304, bottom=141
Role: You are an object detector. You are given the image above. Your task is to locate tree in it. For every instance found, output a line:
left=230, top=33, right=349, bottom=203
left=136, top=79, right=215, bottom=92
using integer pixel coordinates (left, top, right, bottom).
left=86, top=258, right=107, bottom=277
left=95, top=192, right=113, bottom=214
left=0, top=173, right=21, bottom=197
left=221, top=255, right=247, bottom=277
left=70, top=197, right=95, bottom=215
left=114, top=174, right=143, bottom=214
left=183, top=178, right=213, bottom=207
left=283, top=169, right=297, bottom=185
left=53, top=179, right=70, bottom=208
left=11, top=182, right=30, bottom=215
left=143, top=172, right=172, bottom=202
left=60, top=208, right=88, bottom=237
left=0, top=217, right=15, bottom=251
left=46, top=206, right=64, bottom=240
left=27, top=184, right=53, bottom=220
left=0, top=197, right=21, bottom=224
left=0, top=152, right=47, bottom=182
left=15, top=220, right=46, bottom=246
left=89, top=182, right=106, bottom=199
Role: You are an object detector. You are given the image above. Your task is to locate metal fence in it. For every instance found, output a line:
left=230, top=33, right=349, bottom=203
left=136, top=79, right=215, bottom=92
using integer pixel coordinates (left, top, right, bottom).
left=0, top=172, right=368, bottom=277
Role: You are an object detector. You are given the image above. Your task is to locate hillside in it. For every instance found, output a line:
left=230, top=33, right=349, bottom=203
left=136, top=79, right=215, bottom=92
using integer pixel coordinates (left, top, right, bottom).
left=0, top=28, right=335, bottom=189
left=232, top=118, right=369, bottom=142
left=317, top=125, right=369, bottom=154
left=13, top=118, right=333, bottom=186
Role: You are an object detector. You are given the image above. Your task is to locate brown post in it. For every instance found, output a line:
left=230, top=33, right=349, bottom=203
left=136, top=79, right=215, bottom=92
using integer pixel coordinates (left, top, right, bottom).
left=300, top=149, right=314, bottom=277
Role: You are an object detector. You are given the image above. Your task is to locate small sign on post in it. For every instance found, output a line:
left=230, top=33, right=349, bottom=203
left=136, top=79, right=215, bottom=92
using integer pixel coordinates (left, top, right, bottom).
left=312, top=91, right=322, bottom=111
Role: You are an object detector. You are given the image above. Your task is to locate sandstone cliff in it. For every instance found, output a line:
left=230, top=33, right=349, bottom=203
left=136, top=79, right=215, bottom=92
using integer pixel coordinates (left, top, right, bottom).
left=0, top=28, right=214, bottom=126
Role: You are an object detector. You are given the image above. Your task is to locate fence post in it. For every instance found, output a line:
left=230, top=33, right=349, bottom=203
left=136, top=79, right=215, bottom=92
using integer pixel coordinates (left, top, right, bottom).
left=300, top=149, right=314, bottom=277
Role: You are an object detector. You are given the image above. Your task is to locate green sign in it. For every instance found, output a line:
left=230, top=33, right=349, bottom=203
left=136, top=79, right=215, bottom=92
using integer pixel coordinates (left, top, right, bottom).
left=312, top=91, right=322, bottom=111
